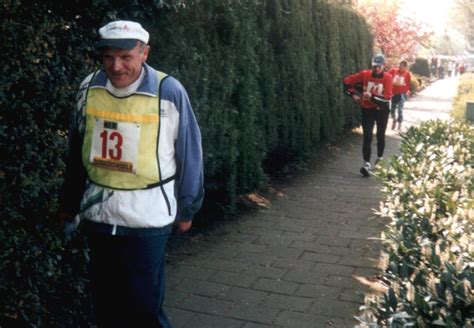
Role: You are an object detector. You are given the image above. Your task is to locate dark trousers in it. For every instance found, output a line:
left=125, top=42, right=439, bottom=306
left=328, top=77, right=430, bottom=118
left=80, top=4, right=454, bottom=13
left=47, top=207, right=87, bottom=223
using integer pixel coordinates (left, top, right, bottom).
left=87, top=227, right=172, bottom=328
left=391, top=93, right=406, bottom=123
left=360, top=107, right=390, bottom=162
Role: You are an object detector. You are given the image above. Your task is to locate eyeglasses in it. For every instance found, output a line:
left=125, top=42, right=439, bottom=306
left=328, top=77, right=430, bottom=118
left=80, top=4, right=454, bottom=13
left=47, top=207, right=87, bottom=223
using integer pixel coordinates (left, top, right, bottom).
left=372, top=65, right=382, bottom=69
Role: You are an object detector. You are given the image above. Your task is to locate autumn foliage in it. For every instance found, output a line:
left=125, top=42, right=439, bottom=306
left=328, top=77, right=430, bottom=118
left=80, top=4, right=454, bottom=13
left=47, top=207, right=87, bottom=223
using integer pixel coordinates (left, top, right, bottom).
left=354, top=0, right=433, bottom=67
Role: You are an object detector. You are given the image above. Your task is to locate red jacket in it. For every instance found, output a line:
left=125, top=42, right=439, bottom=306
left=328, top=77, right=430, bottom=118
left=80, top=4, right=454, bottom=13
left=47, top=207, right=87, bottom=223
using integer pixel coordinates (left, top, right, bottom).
left=389, top=68, right=411, bottom=95
left=343, top=70, right=393, bottom=110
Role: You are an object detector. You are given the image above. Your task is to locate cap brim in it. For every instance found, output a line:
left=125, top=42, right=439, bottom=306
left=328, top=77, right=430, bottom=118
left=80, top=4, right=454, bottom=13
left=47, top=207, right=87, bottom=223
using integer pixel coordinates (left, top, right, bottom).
left=96, top=38, right=139, bottom=50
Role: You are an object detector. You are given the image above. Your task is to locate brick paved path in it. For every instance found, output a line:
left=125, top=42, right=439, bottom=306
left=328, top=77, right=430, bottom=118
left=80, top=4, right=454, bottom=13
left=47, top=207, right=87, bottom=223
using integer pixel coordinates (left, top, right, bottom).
left=164, top=77, right=459, bottom=328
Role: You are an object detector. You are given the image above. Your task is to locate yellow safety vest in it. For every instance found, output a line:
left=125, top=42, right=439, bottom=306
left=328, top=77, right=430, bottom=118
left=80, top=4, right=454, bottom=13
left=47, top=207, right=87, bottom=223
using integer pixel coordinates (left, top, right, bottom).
left=82, top=71, right=169, bottom=190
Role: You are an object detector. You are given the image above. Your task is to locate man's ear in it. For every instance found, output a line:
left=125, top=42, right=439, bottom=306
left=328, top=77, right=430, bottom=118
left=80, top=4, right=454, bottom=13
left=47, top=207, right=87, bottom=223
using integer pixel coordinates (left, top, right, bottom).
left=143, top=45, right=150, bottom=61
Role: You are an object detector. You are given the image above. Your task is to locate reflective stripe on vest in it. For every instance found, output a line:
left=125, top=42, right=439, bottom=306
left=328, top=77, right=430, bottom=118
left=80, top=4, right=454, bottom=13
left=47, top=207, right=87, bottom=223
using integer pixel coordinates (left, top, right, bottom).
left=82, top=70, right=168, bottom=190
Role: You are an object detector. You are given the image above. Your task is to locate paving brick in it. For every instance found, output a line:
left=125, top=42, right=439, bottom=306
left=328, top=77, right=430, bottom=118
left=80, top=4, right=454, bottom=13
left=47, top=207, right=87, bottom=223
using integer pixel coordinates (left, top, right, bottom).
left=171, top=277, right=228, bottom=297
left=272, top=223, right=307, bottom=233
left=271, top=258, right=315, bottom=271
left=165, top=307, right=196, bottom=328
left=183, top=313, right=245, bottom=328
left=164, top=289, right=188, bottom=307
left=224, top=303, right=281, bottom=324
left=284, top=217, right=328, bottom=229
left=282, top=230, right=317, bottom=242
left=209, top=270, right=257, bottom=288
left=243, top=322, right=279, bottom=328
left=284, top=207, right=325, bottom=221
left=274, top=310, right=335, bottom=328
left=312, top=263, right=355, bottom=277
left=234, top=242, right=268, bottom=254
left=300, top=251, right=341, bottom=264
left=262, top=294, right=313, bottom=312
left=178, top=294, right=233, bottom=315
left=218, top=286, right=269, bottom=305
left=308, top=225, right=347, bottom=237
left=193, top=259, right=248, bottom=273
left=316, top=235, right=352, bottom=247
left=263, top=246, right=305, bottom=261
left=256, top=233, right=297, bottom=247
left=252, top=278, right=300, bottom=295
left=294, top=284, right=342, bottom=299
left=283, top=268, right=327, bottom=285
left=242, top=264, right=287, bottom=279
left=290, top=240, right=322, bottom=252
left=234, top=251, right=277, bottom=266
left=309, top=299, right=361, bottom=318
left=168, top=264, right=217, bottom=281
left=314, top=244, right=365, bottom=257
left=222, top=231, right=261, bottom=243
left=193, top=244, right=241, bottom=260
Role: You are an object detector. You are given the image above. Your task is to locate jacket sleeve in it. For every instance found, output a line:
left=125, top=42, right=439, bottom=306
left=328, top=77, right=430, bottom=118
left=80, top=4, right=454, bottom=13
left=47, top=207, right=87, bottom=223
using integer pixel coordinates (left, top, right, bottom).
left=58, top=76, right=92, bottom=215
left=170, top=79, right=204, bottom=222
left=343, top=71, right=363, bottom=97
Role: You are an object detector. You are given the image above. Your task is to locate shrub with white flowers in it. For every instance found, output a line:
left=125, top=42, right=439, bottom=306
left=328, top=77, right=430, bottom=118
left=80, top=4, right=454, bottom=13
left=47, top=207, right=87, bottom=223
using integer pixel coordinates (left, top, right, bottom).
left=356, top=120, right=473, bottom=327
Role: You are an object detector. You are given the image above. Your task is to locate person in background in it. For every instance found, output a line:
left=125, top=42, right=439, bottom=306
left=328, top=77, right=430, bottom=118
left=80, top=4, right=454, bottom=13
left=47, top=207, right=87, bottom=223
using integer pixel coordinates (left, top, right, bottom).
left=58, top=20, right=204, bottom=327
left=389, top=60, right=411, bottom=131
left=343, top=54, right=393, bottom=177
left=430, top=57, right=438, bottom=78
left=438, top=65, right=445, bottom=79
left=447, top=61, right=455, bottom=78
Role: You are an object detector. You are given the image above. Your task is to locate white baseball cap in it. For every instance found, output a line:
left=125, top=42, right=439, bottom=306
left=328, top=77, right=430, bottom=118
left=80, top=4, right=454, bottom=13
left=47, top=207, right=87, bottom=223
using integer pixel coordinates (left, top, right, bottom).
left=96, top=20, right=149, bottom=50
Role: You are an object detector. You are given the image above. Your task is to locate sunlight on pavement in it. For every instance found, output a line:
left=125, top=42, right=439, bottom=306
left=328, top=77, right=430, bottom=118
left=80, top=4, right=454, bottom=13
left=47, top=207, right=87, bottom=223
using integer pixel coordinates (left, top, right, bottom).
left=402, top=77, right=459, bottom=127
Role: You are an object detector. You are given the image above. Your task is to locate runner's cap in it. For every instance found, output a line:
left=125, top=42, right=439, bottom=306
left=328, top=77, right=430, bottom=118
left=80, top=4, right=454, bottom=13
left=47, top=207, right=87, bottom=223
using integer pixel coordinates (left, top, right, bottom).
left=96, top=20, right=149, bottom=50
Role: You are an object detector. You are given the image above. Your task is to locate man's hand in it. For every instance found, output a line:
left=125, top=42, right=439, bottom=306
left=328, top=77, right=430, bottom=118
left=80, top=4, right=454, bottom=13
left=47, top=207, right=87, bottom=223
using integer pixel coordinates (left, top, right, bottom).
left=58, top=211, right=75, bottom=224
left=174, top=220, right=192, bottom=234
left=362, top=91, right=372, bottom=100
left=352, top=94, right=361, bottom=104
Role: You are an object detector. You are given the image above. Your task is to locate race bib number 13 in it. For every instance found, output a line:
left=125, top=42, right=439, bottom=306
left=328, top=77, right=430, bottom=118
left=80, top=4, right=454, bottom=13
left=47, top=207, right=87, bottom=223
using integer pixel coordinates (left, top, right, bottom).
left=90, top=119, right=141, bottom=173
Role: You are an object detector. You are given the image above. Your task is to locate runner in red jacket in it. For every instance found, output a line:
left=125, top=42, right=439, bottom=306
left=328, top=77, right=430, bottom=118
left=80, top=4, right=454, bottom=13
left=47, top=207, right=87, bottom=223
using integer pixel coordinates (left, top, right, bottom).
left=389, top=60, right=411, bottom=130
left=343, top=54, right=393, bottom=177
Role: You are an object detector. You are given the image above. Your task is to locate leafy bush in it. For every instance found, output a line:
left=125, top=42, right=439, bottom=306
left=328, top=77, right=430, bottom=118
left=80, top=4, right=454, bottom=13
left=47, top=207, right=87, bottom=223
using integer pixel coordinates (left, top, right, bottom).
left=452, top=73, right=474, bottom=121
left=410, top=74, right=422, bottom=94
left=410, top=57, right=431, bottom=78
left=356, top=120, right=474, bottom=327
left=409, top=74, right=431, bottom=95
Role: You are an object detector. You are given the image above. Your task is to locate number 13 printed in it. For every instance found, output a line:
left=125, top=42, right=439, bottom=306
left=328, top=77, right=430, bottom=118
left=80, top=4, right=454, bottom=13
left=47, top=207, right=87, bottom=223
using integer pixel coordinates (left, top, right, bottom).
left=100, top=130, right=123, bottom=160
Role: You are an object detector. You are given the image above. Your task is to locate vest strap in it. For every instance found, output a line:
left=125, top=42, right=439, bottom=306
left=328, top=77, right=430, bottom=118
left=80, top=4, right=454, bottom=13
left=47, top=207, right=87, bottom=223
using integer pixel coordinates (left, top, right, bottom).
left=145, top=175, right=175, bottom=189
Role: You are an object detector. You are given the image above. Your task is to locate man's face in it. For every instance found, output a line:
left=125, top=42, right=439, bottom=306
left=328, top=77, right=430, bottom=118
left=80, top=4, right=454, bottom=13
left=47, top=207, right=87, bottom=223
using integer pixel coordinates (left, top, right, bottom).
left=102, top=43, right=149, bottom=88
left=399, top=64, right=407, bottom=72
left=372, top=65, right=383, bottom=74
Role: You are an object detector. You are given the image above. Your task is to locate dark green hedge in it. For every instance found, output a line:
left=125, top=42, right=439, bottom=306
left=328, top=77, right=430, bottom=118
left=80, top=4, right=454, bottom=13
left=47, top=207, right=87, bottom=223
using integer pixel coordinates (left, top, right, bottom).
left=0, top=0, right=372, bottom=325
left=410, top=57, right=431, bottom=78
